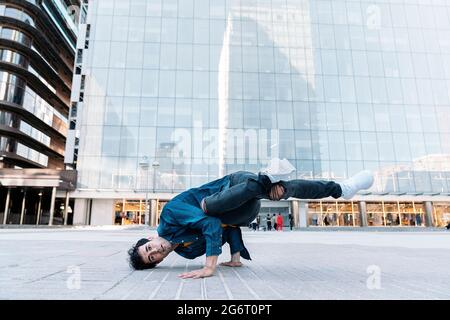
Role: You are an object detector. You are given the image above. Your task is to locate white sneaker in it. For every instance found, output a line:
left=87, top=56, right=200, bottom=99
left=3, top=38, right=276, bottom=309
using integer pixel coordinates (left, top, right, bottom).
left=339, top=170, right=374, bottom=200
left=260, top=158, right=296, bottom=183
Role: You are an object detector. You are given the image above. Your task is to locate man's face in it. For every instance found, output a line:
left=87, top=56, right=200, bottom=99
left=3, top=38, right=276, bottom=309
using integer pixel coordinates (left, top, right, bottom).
left=137, top=237, right=171, bottom=265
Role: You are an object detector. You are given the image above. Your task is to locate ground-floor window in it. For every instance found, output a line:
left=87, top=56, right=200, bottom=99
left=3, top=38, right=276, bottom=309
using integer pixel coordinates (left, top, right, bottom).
left=308, top=201, right=359, bottom=227
left=367, top=202, right=425, bottom=227
left=114, top=199, right=168, bottom=226
left=114, top=200, right=145, bottom=225
left=308, top=201, right=427, bottom=227
left=433, top=203, right=450, bottom=227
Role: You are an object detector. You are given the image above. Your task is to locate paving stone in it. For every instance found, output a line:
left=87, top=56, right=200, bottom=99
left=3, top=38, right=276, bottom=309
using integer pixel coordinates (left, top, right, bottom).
left=1, top=227, right=450, bottom=299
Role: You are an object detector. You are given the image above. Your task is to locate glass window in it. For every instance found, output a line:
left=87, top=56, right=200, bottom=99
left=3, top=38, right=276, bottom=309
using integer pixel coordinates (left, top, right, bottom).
left=126, top=43, right=144, bottom=68
left=408, top=133, right=427, bottom=159
left=341, top=104, right=359, bottom=131
left=141, top=70, right=159, bottom=97
left=122, top=98, right=140, bottom=126
left=373, top=104, right=391, bottom=132
left=275, top=74, right=292, bottom=101
left=344, top=132, right=362, bottom=160
left=339, top=76, right=356, bottom=103
left=178, top=19, right=194, bottom=44
left=158, top=71, right=176, bottom=97
left=274, top=48, right=291, bottom=74
left=325, top=103, right=343, bottom=130
left=193, top=19, right=209, bottom=45
left=279, top=130, right=295, bottom=159
left=104, top=97, right=123, bottom=126
left=291, top=75, right=309, bottom=101
left=259, top=101, right=277, bottom=129
left=145, top=18, right=161, bottom=42
left=157, top=98, right=175, bottom=127
left=175, top=71, right=193, bottom=98
left=119, top=126, right=139, bottom=157
left=107, top=69, right=125, bottom=96
left=242, top=47, right=258, bottom=73
left=385, top=78, right=403, bottom=104
left=94, top=15, right=113, bottom=40
left=109, top=42, right=127, bottom=68
left=277, top=102, right=293, bottom=129
left=336, top=50, right=354, bottom=76
left=295, top=130, right=312, bottom=159
left=177, top=44, right=193, bottom=70
left=405, top=105, right=422, bottom=133
left=124, top=69, right=142, bottom=96
left=130, top=0, right=147, bottom=17
left=175, top=99, right=192, bottom=127
left=193, top=45, right=209, bottom=71
left=193, top=71, right=209, bottom=99
left=140, top=98, right=157, bottom=127
left=319, top=25, right=335, bottom=50
left=323, top=76, right=341, bottom=102
left=328, top=131, right=346, bottom=161
left=352, top=51, right=369, bottom=76
left=128, top=17, right=145, bottom=42
left=360, top=132, right=378, bottom=161
left=92, top=41, right=111, bottom=68
left=243, top=101, right=260, bottom=129
left=258, top=47, right=274, bottom=73
left=162, top=0, right=178, bottom=17
left=111, top=16, right=129, bottom=42
left=161, top=18, right=177, bottom=43
left=160, top=44, right=177, bottom=69
left=392, top=133, right=411, bottom=161
left=354, top=77, right=372, bottom=103
left=377, top=132, right=395, bottom=161
left=259, top=73, right=275, bottom=100
left=102, top=126, right=121, bottom=156
left=321, top=50, right=338, bottom=75
left=358, top=103, right=375, bottom=131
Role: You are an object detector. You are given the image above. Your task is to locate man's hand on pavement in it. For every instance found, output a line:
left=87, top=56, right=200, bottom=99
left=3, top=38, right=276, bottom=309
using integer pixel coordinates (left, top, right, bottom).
left=178, top=266, right=215, bottom=279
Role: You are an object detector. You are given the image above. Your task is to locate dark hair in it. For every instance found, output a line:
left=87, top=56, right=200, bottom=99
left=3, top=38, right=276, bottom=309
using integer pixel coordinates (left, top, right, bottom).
left=128, top=238, right=157, bottom=270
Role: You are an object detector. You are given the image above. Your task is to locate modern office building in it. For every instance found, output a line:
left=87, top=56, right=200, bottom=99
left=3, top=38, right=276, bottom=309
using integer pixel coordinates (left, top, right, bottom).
left=67, top=0, right=450, bottom=228
left=0, top=0, right=82, bottom=225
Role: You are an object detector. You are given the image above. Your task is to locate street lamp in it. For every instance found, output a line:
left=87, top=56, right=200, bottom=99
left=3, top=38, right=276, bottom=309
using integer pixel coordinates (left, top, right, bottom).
left=139, top=156, right=150, bottom=225
left=152, top=160, right=160, bottom=192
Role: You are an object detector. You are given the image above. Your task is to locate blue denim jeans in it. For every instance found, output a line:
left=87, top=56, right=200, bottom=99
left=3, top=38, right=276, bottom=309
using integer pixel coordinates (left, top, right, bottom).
left=204, top=171, right=342, bottom=226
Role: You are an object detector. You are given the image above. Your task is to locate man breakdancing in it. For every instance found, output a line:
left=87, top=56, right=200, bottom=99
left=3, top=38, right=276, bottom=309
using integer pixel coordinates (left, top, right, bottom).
left=127, top=159, right=374, bottom=279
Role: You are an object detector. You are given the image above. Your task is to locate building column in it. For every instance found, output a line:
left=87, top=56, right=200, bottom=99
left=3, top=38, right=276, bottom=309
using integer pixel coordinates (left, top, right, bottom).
left=48, top=187, right=56, bottom=226
left=299, top=201, right=308, bottom=228
left=64, top=191, right=70, bottom=226
left=19, top=190, right=26, bottom=225
left=291, top=200, right=299, bottom=227
left=150, top=199, right=158, bottom=227
left=36, top=191, right=42, bottom=225
left=73, top=199, right=88, bottom=225
left=359, top=201, right=368, bottom=227
left=3, top=188, right=10, bottom=225
left=424, top=201, right=434, bottom=227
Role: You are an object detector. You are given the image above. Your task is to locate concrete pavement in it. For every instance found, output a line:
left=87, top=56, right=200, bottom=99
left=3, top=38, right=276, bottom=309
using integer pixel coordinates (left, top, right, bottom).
left=1, top=227, right=450, bottom=300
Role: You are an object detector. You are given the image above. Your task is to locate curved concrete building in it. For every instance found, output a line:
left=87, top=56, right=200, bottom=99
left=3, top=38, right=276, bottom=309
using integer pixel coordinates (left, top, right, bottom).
left=0, top=0, right=80, bottom=225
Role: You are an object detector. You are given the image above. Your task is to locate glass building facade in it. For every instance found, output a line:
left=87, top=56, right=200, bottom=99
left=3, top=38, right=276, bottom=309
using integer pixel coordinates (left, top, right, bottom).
left=68, top=0, right=450, bottom=227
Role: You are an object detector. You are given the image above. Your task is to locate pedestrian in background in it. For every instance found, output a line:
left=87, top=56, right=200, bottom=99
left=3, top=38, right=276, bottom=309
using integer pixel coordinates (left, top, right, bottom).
left=251, top=217, right=258, bottom=231
left=272, top=214, right=277, bottom=231
left=289, top=213, right=294, bottom=230
left=266, top=214, right=272, bottom=231
left=276, top=213, right=283, bottom=231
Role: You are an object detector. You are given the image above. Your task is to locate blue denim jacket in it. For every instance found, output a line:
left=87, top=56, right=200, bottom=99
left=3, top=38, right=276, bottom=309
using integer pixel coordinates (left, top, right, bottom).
left=157, top=175, right=251, bottom=260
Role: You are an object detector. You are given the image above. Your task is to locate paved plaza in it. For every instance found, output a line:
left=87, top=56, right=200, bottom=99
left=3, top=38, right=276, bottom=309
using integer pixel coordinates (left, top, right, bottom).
left=1, top=227, right=450, bottom=300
